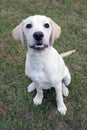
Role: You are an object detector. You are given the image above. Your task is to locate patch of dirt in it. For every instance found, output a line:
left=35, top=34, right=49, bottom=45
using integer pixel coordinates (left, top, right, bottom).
left=51, top=0, right=66, bottom=8
left=68, top=12, right=78, bottom=19
left=68, top=63, right=82, bottom=71
left=0, top=100, right=6, bottom=114
left=24, top=112, right=36, bottom=121
left=74, top=2, right=81, bottom=10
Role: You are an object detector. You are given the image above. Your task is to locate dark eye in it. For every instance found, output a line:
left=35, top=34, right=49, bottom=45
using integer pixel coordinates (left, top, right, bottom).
left=26, top=24, right=32, bottom=29
left=44, top=23, right=49, bottom=28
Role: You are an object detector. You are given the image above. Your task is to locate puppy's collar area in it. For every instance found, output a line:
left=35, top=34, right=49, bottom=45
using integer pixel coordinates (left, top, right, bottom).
left=29, top=44, right=48, bottom=50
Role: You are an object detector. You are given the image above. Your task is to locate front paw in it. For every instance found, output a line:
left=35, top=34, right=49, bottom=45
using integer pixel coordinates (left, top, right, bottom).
left=57, top=103, right=67, bottom=115
left=33, top=94, right=43, bottom=105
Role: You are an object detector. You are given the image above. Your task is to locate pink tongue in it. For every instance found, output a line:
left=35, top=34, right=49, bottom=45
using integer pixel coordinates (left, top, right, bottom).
left=35, top=44, right=44, bottom=48
left=34, top=44, right=45, bottom=50
left=35, top=45, right=44, bottom=47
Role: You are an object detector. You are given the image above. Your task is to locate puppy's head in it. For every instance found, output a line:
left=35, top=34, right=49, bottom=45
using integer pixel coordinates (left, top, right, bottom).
left=12, top=15, right=61, bottom=51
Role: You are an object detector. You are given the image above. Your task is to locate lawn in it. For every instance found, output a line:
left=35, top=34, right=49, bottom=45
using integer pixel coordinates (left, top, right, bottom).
left=0, top=0, right=87, bottom=129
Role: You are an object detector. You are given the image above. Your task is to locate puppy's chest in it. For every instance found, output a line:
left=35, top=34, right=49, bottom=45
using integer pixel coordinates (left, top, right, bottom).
left=25, top=56, right=47, bottom=82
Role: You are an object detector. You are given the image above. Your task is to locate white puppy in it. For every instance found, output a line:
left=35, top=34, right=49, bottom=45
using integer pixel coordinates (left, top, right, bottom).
left=12, top=15, right=74, bottom=115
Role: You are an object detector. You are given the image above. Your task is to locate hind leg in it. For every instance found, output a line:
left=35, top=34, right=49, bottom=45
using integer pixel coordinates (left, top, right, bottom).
left=62, top=67, right=71, bottom=96
left=62, top=83, right=69, bottom=97
left=27, top=82, right=36, bottom=92
left=63, top=67, right=71, bottom=86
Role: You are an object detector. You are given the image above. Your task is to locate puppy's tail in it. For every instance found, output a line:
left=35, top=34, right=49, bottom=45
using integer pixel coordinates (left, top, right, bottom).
left=60, top=50, right=76, bottom=58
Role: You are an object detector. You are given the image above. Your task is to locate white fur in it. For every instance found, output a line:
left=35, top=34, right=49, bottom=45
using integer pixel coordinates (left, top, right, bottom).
left=12, top=15, right=71, bottom=115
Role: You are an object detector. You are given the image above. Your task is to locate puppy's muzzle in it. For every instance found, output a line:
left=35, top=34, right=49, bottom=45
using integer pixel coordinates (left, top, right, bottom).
left=29, top=31, right=48, bottom=51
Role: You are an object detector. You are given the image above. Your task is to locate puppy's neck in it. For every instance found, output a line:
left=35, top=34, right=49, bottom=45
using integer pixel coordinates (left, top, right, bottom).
left=27, top=47, right=52, bottom=70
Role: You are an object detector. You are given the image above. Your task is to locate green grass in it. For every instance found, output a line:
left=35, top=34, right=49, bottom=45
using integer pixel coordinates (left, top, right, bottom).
left=0, top=0, right=87, bottom=129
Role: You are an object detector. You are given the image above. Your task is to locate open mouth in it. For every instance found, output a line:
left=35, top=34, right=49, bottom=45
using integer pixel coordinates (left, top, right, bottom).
left=29, top=44, right=48, bottom=50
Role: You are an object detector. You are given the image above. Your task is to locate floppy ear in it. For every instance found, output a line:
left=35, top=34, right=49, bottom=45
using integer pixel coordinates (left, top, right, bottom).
left=12, top=22, right=24, bottom=45
left=50, top=19, right=61, bottom=45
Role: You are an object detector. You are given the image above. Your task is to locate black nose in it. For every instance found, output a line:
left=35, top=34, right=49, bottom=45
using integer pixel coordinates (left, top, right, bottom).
left=33, top=31, right=44, bottom=41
